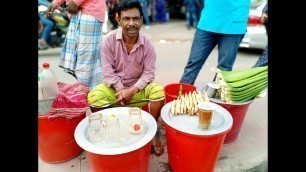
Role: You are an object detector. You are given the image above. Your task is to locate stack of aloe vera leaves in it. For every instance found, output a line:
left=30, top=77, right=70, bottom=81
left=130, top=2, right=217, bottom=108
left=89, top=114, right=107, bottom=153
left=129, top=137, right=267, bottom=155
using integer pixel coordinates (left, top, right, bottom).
left=215, top=66, right=268, bottom=103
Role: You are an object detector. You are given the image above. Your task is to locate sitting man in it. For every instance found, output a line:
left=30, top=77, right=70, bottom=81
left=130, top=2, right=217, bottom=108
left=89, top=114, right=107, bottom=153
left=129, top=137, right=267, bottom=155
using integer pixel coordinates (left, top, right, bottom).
left=87, top=0, right=165, bottom=156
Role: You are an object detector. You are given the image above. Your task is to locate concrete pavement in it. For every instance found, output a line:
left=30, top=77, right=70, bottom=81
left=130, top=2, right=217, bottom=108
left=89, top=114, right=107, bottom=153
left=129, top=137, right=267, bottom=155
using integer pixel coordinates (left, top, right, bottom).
left=39, top=20, right=267, bottom=172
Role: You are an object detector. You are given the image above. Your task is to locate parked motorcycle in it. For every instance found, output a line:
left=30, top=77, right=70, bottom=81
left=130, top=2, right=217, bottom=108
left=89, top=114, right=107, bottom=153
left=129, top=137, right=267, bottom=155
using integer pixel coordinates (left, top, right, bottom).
left=38, top=5, right=69, bottom=48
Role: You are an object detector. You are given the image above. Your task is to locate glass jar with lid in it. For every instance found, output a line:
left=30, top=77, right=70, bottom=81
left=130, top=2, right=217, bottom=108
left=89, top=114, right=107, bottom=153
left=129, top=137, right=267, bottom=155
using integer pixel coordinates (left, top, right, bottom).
left=129, top=107, right=143, bottom=134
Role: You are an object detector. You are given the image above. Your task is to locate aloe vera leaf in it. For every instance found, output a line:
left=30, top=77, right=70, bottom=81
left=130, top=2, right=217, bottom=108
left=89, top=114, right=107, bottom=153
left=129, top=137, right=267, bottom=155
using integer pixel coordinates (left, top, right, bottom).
left=226, top=74, right=267, bottom=90
left=227, top=70, right=267, bottom=85
left=219, top=66, right=266, bottom=75
left=230, top=85, right=267, bottom=100
left=229, top=80, right=268, bottom=95
left=220, top=66, right=267, bottom=82
left=230, top=83, right=267, bottom=99
left=223, top=68, right=268, bottom=83
left=225, top=69, right=267, bottom=83
left=229, top=86, right=267, bottom=99
left=227, top=72, right=267, bottom=88
left=229, top=84, right=267, bottom=101
left=227, top=79, right=267, bottom=91
left=231, top=89, right=265, bottom=103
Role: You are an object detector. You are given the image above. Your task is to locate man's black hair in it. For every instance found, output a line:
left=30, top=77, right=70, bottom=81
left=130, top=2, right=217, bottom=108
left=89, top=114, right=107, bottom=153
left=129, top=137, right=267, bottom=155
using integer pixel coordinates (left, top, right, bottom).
left=117, top=0, right=143, bottom=18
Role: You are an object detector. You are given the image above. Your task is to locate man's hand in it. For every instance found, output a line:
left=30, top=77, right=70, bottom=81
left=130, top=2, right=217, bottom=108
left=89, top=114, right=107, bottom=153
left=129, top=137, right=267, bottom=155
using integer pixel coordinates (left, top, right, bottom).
left=261, top=13, right=268, bottom=24
left=67, top=0, right=79, bottom=14
left=115, top=90, right=125, bottom=105
left=115, top=87, right=139, bottom=105
left=46, top=4, right=57, bottom=17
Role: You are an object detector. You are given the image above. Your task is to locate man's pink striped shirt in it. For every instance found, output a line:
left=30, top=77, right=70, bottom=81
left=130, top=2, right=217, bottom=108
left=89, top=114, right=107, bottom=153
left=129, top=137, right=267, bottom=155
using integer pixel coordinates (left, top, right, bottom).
left=101, top=28, right=156, bottom=91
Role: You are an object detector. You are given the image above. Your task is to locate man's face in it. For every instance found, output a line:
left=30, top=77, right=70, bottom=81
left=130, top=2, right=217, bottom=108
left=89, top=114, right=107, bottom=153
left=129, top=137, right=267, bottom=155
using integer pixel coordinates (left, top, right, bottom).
left=117, top=8, right=143, bottom=39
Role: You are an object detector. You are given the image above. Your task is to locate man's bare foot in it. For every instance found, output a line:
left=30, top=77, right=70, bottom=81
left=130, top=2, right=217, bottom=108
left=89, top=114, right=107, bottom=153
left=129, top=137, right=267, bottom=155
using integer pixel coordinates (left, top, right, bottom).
left=151, top=135, right=164, bottom=156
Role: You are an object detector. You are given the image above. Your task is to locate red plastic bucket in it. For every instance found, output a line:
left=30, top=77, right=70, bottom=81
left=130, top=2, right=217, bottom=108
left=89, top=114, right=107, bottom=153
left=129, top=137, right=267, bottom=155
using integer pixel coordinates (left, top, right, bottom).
left=74, top=107, right=157, bottom=172
left=161, top=102, right=233, bottom=172
left=210, top=99, right=253, bottom=144
left=164, top=83, right=196, bottom=103
left=38, top=113, right=85, bottom=163
left=165, top=125, right=230, bottom=172
left=86, top=143, right=151, bottom=172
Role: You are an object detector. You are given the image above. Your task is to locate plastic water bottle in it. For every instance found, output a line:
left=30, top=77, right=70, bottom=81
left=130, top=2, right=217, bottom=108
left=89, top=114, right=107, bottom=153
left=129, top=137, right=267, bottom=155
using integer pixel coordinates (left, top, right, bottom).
left=38, top=80, right=44, bottom=101
left=38, top=66, right=43, bottom=100
left=40, top=63, right=58, bottom=100
left=38, top=66, right=42, bottom=81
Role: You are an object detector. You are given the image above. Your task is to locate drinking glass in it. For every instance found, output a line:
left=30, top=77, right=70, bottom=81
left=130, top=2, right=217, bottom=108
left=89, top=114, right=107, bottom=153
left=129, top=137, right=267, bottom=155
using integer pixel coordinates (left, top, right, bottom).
left=87, top=112, right=104, bottom=143
left=104, top=114, right=120, bottom=143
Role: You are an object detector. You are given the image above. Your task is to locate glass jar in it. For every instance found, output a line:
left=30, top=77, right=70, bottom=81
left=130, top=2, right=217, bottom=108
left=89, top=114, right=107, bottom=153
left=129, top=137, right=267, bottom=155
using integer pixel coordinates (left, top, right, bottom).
left=129, top=107, right=143, bottom=134
left=104, top=114, right=120, bottom=143
left=87, top=112, right=104, bottom=143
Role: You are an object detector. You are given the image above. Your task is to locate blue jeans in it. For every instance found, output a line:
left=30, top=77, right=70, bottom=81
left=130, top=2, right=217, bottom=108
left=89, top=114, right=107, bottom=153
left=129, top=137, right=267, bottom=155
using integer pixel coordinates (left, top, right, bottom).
left=140, top=1, right=150, bottom=26
left=253, top=24, right=268, bottom=68
left=40, top=16, right=54, bottom=41
left=186, top=10, right=197, bottom=28
left=253, top=45, right=268, bottom=67
left=180, top=29, right=244, bottom=85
